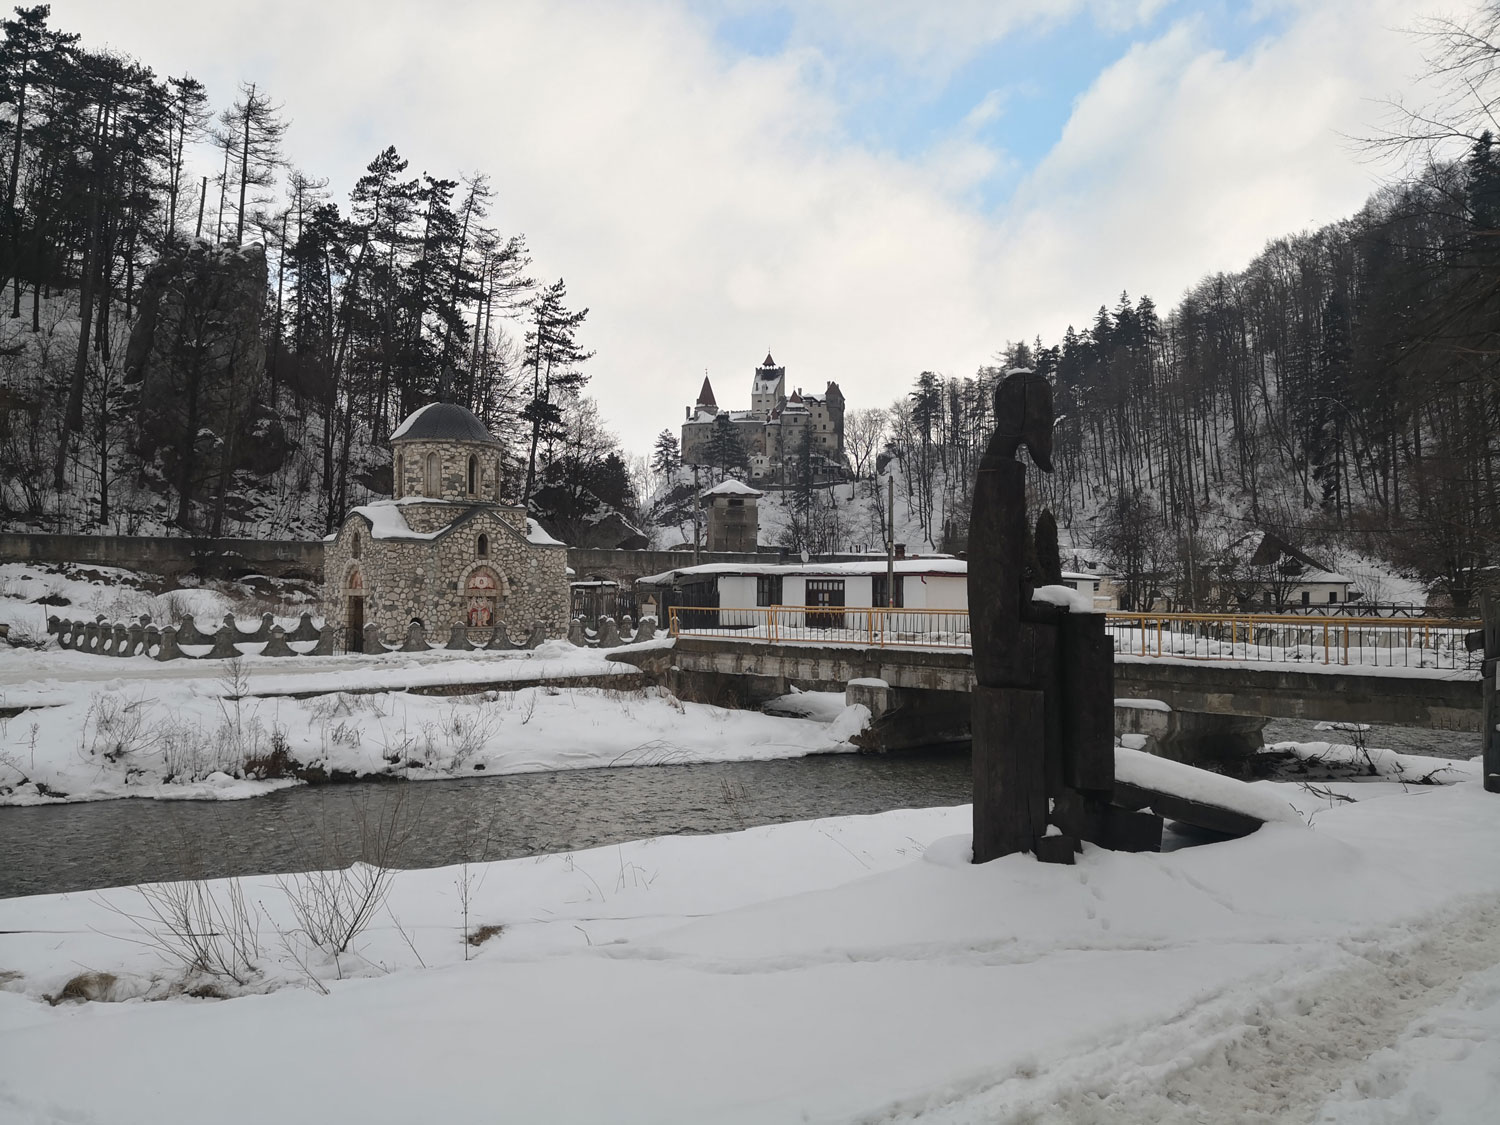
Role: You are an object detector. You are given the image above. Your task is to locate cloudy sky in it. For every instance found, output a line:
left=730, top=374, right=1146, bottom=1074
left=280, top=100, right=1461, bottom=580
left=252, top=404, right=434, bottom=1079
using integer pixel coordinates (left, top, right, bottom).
left=52, top=0, right=1477, bottom=454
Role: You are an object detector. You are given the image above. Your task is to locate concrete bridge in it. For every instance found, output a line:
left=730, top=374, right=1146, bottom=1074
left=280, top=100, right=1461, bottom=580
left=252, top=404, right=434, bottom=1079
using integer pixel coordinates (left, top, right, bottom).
left=619, top=637, right=1482, bottom=744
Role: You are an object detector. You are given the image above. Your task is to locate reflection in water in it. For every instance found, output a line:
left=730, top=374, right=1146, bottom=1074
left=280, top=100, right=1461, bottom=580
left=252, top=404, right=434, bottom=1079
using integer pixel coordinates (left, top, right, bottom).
left=1, top=750, right=972, bottom=898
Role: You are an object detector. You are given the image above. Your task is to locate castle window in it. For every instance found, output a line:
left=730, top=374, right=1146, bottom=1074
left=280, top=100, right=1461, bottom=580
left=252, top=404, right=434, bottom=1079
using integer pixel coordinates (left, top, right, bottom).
left=425, top=452, right=440, bottom=495
left=467, top=454, right=478, bottom=495
left=477, top=533, right=489, bottom=558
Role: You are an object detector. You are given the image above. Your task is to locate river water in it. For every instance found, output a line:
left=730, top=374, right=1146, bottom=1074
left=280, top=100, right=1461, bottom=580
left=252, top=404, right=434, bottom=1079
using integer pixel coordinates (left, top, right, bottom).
left=0, top=750, right=972, bottom=899
left=2, top=719, right=1472, bottom=900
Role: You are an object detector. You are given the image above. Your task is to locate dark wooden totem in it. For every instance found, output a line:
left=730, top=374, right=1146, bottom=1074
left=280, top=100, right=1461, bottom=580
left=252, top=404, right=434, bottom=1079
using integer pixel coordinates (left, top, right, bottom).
left=968, top=371, right=1162, bottom=863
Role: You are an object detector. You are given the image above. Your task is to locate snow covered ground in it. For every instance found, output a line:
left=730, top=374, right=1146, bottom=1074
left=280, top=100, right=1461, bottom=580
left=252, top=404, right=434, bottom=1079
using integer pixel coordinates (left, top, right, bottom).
left=0, top=560, right=873, bottom=805
left=3, top=777, right=1499, bottom=1123
left=0, top=646, right=867, bottom=805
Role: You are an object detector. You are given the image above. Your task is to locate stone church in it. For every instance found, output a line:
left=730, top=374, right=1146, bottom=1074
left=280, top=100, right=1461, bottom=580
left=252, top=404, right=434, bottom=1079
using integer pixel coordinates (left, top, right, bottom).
left=322, top=402, right=570, bottom=651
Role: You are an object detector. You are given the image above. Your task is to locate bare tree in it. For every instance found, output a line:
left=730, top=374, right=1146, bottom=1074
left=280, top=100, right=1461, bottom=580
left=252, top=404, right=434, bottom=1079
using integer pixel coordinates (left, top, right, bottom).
left=844, top=406, right=888, bottom=480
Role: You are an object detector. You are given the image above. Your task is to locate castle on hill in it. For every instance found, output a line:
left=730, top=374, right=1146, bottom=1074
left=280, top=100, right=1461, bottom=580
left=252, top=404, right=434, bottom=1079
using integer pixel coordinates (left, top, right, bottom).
left=681, top=353, right=846, bottom=483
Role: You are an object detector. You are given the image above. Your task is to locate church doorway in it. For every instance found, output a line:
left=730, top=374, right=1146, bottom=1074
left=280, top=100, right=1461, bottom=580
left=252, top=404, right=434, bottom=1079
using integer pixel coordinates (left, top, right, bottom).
left=465, top=566, right=502, bottom=627
left=346, top=566, right=365, bottom=652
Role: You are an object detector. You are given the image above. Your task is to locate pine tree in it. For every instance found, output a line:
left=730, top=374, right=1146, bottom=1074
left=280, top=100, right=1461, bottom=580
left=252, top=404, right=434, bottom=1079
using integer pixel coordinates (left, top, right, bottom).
left=520, top=278, right=592, bottom=504
left=225, top=81, right=287, bottom=246
left=704, top=413, right=748, bottom=480
left=162, top=73, right=209, bottom=244
left=651, top=429, right=679, bottom=477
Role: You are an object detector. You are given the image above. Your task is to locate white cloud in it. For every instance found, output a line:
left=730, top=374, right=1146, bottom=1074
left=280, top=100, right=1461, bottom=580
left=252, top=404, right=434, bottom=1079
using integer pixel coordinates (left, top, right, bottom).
left=46, top=0, right=1484, bottom=455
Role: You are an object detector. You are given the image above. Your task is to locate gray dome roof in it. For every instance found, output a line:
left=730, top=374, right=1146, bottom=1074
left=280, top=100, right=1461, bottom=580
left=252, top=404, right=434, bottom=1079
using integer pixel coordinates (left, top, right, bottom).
left=390, top=402, right=502, bottom=447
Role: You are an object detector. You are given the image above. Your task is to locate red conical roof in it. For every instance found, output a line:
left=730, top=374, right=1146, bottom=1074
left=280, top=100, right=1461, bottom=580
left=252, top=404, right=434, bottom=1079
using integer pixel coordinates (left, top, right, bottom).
left=761, top=352, right=777, bottom=368
left=696, top=376, right=717, bottom=407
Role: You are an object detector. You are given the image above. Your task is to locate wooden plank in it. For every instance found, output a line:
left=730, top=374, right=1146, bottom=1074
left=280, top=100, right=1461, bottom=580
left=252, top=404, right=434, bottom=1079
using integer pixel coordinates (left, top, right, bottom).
left=1060, top=613, right=1115, bottom=792
left=967, top=457, right=1026, bottom=688
left=972, top=685, right=1046, bottom=862
left=1485, top=594, right=1500, bottom=794
left=1112, top=779, right=1266, bottom=838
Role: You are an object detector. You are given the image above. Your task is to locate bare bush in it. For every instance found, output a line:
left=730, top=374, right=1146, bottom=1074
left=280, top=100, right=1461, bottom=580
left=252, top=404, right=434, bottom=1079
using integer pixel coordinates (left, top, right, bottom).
left=101, top=877, right=262, bottom=986
left=275, top=790, right=416, bottom=974
left=84, top=693, right=157, bottom=762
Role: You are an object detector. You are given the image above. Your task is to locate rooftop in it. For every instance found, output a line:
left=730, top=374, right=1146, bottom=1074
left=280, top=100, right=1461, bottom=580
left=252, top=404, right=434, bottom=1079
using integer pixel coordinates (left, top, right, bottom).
left=702, top=478, right=764, bottom=499
left=390, top=402, right=502, bottom=447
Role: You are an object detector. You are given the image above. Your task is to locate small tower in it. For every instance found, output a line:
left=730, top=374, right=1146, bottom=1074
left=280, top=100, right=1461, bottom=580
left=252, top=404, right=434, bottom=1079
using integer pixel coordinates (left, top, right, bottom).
left=750, top=352, right=786, bottom=416
left=390, top=402, right=506, bottom=509
left=703, top=478, right=763, bottom=553
left=696, top=376, right=718, bottom=413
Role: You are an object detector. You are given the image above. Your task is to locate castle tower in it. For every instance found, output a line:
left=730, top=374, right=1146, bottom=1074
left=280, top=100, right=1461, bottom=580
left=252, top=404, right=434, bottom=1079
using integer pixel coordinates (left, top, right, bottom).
left=750, top=352, right=786, bottom=416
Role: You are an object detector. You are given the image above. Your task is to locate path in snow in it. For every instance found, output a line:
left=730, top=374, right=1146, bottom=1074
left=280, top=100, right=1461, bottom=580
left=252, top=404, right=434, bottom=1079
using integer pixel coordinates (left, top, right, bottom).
left=875, top=895, right=1500, bottom=1123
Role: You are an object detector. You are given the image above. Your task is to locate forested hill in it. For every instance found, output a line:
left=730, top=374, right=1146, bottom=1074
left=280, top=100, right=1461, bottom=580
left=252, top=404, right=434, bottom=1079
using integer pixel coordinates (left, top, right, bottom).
left=0, top=5, right=633, bottom=544
left=784, top=141, right=1495, bottom=613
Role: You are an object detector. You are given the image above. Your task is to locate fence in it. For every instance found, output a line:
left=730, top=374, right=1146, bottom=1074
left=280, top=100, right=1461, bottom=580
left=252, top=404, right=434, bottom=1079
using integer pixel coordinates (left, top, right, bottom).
left=1105, top=612, right=1480, bottom=671
left=667, top=606, right=1483, bottom=671
left=667, top=605, right=972, bottom=649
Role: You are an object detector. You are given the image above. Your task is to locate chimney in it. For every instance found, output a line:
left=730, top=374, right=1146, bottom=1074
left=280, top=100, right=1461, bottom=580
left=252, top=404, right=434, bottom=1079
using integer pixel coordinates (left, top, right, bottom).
left=895, top=543, right=906, bottom=559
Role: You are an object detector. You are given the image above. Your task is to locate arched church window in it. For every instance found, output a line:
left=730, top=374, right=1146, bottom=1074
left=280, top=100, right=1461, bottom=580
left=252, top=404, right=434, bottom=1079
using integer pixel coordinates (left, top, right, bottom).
left=494, top=457, right=503, bottom=500
left=477, top=533, right=488, bottom=558
left=395, top=455, right=404, bottom=499
left=351, top=532, right=362, bottom=559
left=468, top=454, right=478, bottom=495
left=425, top=452, right=440, bottom=495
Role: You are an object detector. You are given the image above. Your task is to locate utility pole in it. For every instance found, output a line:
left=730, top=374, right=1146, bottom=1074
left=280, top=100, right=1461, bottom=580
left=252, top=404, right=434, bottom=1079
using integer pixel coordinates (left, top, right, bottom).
left=1483, top=593, right=1499, bottom=793
left=693, top=464, right=701, bottom=566
left=885, top=473, right=895, bottom=607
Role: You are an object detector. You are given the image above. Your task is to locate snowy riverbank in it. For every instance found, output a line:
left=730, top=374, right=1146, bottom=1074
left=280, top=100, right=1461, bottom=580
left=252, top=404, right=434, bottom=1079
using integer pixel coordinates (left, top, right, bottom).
left=3, top=778, right=1500, bottom=1122
left=0, top=652, right=868, bottom=804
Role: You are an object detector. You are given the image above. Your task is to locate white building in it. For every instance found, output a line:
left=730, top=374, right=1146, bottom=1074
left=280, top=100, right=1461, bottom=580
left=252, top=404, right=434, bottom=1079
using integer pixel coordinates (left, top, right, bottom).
left=638, top=557, right=969, bottom=616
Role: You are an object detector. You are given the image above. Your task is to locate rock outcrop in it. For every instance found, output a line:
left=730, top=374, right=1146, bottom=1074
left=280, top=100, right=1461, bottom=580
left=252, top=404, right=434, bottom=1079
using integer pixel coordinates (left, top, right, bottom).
left=124, top=242, right=268, bottom=533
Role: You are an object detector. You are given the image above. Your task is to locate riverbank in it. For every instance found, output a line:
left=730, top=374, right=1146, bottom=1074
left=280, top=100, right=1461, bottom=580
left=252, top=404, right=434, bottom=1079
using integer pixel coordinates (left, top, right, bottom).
left=4, top=778, right=1500, bottom=1122
left=0, top=642, right=869, bottom=805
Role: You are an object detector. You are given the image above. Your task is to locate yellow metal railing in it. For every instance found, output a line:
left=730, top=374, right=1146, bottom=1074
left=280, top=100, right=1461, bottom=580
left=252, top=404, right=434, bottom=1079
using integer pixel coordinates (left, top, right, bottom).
left=1103, top=611, right=1479, bottom=670
left=666, top=606, right=1482, bottom=670
left=668, top=605, right=972, bottom=649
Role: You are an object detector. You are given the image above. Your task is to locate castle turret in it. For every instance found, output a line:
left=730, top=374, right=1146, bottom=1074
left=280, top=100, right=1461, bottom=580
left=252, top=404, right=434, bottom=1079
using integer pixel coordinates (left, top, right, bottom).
left=751, top=352, right=786, bottom=415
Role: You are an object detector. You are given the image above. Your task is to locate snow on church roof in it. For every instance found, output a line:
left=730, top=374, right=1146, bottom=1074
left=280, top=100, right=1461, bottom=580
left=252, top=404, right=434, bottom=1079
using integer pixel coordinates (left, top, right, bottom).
left=390, top=402, right=503, bottom=446
left=339, top=499, right=565, bottom=546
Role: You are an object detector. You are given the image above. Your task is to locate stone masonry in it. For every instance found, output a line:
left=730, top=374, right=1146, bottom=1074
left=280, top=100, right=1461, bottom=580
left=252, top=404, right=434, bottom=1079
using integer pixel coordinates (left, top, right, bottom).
left=322, top=403, right=570, bottom=649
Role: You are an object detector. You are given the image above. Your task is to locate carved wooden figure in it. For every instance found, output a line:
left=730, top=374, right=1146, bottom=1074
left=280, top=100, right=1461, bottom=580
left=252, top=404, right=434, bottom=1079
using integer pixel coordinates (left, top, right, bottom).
left=969, top=371, right=1156, bottom=863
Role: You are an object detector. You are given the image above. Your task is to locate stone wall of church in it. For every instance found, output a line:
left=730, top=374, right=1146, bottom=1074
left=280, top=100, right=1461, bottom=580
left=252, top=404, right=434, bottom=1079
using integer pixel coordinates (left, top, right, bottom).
left=322, top=512, right=569, bottom=648
left=392, top=438, right=507, bottom=503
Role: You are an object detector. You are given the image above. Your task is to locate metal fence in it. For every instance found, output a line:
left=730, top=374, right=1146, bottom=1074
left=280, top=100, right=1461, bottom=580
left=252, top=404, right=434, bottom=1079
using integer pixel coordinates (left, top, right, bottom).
left=668, top=605, right=972, bottom=649
left=1105, top=612, right=1481, bottom=671
left=667, top=606, right=1482, bottom=670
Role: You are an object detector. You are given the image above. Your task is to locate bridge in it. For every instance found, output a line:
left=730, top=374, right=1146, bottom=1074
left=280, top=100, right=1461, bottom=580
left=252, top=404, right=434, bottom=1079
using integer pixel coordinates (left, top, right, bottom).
left=628, top=608, right=1484, bottom=747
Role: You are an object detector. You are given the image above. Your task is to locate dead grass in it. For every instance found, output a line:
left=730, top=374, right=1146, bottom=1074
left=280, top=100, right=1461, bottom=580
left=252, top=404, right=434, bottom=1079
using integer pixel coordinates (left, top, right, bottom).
left=47, top=970, right=118, bottom=1005
left=466, top=924, right=504, bottom=948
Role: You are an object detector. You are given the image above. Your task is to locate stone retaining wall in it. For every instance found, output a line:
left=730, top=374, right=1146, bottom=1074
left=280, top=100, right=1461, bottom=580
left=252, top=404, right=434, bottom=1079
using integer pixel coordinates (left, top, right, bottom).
left=0, top=533, right=321, bottom=581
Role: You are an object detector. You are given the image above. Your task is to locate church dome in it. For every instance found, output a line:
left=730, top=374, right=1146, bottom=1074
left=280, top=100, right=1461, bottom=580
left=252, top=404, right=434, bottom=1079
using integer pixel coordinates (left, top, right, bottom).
left=390, top=402, right=502, bottom=447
